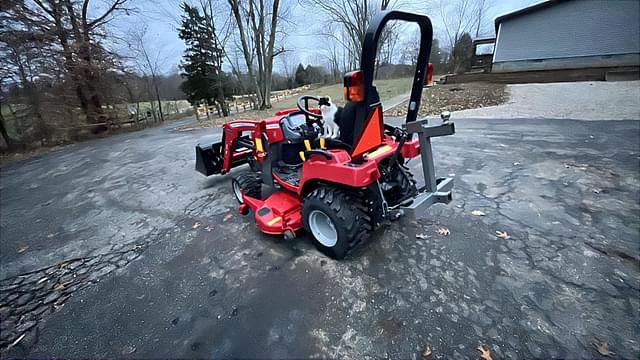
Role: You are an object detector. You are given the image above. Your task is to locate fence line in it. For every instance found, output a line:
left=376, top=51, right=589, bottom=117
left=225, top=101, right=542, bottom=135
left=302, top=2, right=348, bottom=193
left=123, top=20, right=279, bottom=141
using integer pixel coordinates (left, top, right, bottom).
left=195, top=86, right=313, bottom=120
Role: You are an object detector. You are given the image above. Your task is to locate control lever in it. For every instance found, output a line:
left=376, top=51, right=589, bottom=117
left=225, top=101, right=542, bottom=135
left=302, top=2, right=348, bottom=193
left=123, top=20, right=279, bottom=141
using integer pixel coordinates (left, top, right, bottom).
left=389, top=126, right=408, bottom=166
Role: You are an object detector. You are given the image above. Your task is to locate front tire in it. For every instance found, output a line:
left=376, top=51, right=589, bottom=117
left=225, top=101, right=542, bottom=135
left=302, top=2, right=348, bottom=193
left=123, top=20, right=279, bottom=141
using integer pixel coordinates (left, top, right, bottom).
left=232, top=172, right=262, bottom=203
left=302, top=187, right=373, bottom=259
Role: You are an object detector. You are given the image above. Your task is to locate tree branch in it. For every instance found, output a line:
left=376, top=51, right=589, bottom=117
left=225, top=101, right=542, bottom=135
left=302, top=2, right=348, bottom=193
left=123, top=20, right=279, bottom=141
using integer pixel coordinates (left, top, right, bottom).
left=88, top=0, right=127, bottom=29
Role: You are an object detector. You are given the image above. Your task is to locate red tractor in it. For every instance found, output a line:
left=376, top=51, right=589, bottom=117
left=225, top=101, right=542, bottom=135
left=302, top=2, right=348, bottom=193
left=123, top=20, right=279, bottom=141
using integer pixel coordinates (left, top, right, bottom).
left=195, top=11, right=454, bottom=259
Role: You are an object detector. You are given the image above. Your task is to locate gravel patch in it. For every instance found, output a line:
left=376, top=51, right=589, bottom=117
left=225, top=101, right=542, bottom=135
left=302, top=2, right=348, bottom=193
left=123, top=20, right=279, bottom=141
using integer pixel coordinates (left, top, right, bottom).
left=452, top=80, right=640, bottom=120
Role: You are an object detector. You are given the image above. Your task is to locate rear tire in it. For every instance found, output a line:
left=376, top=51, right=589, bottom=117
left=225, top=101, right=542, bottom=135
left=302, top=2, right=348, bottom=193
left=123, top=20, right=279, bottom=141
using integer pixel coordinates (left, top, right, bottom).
left=302, top=186, right=373, bottom=259
left=232, top=172, right=262, bottom=203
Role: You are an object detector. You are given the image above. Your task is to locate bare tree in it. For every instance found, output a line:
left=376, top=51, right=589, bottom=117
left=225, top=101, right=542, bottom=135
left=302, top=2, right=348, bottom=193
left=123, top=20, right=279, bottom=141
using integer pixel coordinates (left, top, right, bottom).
left=438, top=0, right=492, bottom=50
left=130, top=27, right=165, bottom=122
left=5, top=0, right=132, bottom=128
left=279, top=49, right=297, bottom=89
left=308, top=0, right=405, bottom=79
left=307, top=0, right=377, bottom=67
left=224, top=0, right=285, bottom=109
left=0, top=9, right=60, bottom=144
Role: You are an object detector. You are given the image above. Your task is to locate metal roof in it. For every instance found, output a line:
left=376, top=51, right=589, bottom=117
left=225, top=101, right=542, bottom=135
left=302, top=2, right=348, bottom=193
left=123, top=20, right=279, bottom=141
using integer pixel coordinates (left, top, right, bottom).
left=494, top=0, right=569, bottom=31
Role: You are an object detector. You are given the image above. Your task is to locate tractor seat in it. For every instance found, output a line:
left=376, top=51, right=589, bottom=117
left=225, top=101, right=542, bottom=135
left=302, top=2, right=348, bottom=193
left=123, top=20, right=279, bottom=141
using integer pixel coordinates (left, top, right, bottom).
left=334, top=102, right=357, bottom=147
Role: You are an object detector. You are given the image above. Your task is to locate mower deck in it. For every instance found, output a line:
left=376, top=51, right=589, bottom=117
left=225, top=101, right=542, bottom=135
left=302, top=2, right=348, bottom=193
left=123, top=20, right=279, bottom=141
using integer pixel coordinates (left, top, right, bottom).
left=240, top=191, right=302, bottom=235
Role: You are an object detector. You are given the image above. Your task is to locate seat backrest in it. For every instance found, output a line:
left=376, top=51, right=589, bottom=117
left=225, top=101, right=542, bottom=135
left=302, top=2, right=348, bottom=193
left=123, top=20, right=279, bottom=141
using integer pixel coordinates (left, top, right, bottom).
left=334, top=102, right=357, bottom=146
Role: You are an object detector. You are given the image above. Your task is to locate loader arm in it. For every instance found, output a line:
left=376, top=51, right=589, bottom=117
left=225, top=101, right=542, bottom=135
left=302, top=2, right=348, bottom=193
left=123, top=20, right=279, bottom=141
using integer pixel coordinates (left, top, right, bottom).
left=195, top=120, right=260, bottom=176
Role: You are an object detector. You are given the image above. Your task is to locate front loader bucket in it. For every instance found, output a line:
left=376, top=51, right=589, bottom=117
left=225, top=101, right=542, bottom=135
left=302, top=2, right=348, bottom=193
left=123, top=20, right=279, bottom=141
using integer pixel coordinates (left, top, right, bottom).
left=195, top=142, right=224, bottom=176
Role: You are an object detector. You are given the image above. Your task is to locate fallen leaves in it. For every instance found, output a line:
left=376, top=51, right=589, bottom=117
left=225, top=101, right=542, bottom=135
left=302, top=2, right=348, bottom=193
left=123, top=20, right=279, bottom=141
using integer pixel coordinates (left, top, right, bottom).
left=495, top=230, right=511, bottom=240
left=477, top=345, right=493, bottom=360
left=436, top=227, right=450, bottom=236
left=471, top=210, right=486, bottom=216
left=386, top=83, right=507, bottom=118
left=192, top=222, right=201, bottom=229
left=122, top=345, right=137, bottom=355
left=592, top=339, right=616, bottom=357
left=421, top=343, right=432, bottom=358
left=17, top=245, right=29, bottom=253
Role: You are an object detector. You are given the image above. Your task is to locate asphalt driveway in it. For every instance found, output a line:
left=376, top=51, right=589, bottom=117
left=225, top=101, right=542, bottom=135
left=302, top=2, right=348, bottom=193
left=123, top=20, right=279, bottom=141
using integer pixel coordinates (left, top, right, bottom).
left=1, top=116, right=638, bottom=358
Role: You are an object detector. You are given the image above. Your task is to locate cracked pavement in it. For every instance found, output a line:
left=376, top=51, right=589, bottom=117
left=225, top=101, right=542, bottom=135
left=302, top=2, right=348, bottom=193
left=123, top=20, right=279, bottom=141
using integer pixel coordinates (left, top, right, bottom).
left=1, top=116, right=638, bottom=358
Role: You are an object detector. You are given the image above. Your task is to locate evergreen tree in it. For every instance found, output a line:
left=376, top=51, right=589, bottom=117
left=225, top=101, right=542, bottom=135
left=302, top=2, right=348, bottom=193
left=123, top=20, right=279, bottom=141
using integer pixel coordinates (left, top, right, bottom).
left=429, top=38, right=444, bottom=71
left=451, top=33, right=473, bottom=74
left=294, top=63, right=307, bottom=87
left=178, top=3, right=229, bottom=116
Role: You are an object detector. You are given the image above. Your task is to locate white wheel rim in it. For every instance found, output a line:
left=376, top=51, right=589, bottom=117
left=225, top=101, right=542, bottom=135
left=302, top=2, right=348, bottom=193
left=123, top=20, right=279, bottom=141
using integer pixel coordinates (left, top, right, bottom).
left=309, top=210, right=338, bottom=247
left=233, top=181, right=243, bottom=203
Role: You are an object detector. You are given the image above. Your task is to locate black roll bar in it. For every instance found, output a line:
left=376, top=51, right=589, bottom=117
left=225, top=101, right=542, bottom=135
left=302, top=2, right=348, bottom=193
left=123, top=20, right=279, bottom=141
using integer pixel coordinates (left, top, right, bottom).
left=360, top=10, right=433, bottom=124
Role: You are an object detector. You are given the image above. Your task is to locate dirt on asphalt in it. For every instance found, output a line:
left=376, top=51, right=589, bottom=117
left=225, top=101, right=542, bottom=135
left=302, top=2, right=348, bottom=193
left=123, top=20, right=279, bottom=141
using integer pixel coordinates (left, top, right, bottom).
left=386, top=82, right=507, bottom=117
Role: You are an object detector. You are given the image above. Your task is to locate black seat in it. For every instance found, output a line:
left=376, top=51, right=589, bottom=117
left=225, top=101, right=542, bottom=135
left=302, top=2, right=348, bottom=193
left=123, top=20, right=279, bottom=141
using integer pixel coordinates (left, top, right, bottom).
left=334, top=102, right=357, bottom=147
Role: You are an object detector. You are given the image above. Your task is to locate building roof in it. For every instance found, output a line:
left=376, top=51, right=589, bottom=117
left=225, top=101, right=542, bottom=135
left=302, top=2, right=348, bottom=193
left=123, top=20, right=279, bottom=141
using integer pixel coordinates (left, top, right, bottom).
left=494, top=0, right=569, bottom=31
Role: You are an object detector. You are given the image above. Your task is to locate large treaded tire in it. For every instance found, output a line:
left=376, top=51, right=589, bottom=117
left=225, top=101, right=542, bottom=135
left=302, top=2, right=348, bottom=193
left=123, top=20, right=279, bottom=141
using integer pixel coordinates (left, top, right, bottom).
left=302, top=187, right=373, bottom=259
left=232, top=172, right=262, bottom=203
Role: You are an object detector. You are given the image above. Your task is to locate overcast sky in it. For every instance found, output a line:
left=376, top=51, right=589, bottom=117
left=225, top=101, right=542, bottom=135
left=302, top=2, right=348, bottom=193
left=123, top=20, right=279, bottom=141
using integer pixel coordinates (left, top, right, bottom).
left=116, top=0, right=540, bottom=74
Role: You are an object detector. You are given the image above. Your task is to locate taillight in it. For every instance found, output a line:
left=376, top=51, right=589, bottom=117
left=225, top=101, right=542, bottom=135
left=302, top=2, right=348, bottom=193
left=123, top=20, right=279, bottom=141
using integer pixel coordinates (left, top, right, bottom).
left=425, top=63, right=433, bottom=87
left=343, top=70, right=364, bottom=102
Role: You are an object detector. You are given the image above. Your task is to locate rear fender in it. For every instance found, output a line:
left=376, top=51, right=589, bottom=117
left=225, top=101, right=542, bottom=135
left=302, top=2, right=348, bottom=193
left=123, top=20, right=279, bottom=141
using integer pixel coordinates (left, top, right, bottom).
left=299, top=149, right=381, bottom=196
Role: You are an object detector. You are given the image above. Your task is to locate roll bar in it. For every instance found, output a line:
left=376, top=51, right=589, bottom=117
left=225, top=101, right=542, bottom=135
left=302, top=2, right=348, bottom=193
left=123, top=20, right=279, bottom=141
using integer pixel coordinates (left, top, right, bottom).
left=360, top=10, right=433, bottom=124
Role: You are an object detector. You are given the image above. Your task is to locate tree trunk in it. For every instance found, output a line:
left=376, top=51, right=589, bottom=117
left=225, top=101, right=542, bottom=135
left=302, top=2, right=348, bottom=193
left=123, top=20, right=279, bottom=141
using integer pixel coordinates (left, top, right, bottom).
left=229, top=0, right=263, bottom=109
left=215, top=83, right=226, bottom=114
left=195, top=106, right=201, bottom=122
left=262, top=0, right=280, bottom=109
left=0, top=87, right=18, bottom=150
left=136, top=102, right=141, bottom=127
left=150, top=100, right=158, bottom=123
left=152, top=77, right=164, bottom=122
left=0, top=112, right=15, bottom=151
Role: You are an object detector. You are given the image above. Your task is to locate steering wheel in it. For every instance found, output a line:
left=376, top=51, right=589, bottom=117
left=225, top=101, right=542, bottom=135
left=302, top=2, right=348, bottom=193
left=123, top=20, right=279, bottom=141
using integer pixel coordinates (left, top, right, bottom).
left=296, top=95, right=323, bottom=122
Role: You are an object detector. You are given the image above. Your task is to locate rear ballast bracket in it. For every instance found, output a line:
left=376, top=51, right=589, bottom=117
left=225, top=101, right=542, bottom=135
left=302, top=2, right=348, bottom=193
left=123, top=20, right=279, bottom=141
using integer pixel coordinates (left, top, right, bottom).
left=400, top=118, right=455, bottom=218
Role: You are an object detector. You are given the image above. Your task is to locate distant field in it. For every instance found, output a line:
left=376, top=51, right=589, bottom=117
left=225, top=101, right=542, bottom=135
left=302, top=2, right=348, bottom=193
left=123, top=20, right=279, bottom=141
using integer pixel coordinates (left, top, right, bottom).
left=271, top=77, right=413, bottom=109
left=189, top=77, right=414, bottom=127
